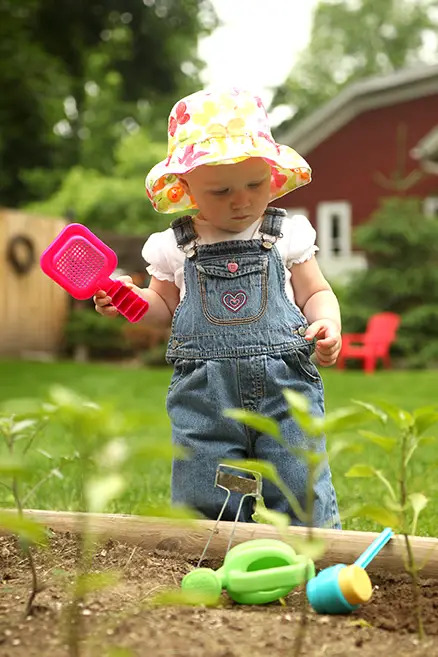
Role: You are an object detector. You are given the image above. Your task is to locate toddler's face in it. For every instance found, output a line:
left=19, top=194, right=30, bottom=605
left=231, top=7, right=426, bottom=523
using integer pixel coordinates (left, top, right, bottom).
left=179, top=158, right=271, bottom=232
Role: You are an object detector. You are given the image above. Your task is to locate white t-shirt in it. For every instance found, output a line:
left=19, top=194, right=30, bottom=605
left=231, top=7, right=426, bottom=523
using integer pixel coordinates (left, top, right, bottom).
left=142, top=214, right=318, bottom=304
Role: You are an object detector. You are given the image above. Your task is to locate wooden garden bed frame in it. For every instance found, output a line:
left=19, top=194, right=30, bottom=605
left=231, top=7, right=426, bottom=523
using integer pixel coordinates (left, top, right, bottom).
left=1, top=509, right=437, bottom=577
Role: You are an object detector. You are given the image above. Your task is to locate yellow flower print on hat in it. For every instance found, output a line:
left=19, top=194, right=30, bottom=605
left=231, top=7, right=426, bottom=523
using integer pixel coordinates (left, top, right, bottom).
left=227, top=118, right=245, bottom=135
left=192, top=100, right=218, bottom=126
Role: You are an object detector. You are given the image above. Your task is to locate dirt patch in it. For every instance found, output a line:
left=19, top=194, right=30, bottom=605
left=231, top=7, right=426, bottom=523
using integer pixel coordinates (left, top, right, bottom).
left=1, top=533, right=438, bottom=657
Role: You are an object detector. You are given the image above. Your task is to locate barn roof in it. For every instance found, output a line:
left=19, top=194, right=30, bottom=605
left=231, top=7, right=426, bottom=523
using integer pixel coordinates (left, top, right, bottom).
left=280, top=64, right=438, bottom=155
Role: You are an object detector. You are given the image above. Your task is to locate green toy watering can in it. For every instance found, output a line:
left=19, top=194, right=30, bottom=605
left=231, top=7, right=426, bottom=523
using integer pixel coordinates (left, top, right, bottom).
left=181, top=538, right=315, bottom=605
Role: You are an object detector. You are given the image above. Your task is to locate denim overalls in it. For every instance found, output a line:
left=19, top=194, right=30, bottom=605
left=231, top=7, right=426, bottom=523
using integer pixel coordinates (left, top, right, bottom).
left=166, top=207, right=340, bottom=528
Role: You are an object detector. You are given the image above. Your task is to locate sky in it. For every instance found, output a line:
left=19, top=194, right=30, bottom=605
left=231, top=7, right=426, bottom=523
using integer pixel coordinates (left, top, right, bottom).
left=198, top=0, right=320, bottom=124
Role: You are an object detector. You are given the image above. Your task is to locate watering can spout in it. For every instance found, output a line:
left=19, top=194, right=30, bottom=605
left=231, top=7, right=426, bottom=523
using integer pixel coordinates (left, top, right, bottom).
left=354, top=527, right=393, bottom=569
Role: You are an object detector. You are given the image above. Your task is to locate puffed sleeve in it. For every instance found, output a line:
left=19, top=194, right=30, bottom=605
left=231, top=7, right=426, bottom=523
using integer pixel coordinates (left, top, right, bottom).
left=281, top=215, right=319, bottom=268
left=141, top=228, right=178, bottom=282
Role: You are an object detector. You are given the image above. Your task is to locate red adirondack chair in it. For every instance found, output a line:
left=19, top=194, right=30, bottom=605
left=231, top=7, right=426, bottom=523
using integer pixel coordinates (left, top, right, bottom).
left=337, top=312, right=401, bottom=374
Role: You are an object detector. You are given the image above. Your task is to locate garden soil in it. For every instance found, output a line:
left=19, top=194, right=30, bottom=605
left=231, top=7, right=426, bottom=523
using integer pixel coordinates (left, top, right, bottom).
left=1, top=533, right=438, bottom=657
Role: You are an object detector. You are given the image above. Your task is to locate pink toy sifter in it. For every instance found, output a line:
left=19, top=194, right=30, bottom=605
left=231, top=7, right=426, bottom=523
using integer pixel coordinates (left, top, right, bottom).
left=40, top=223, right=149, bottom=323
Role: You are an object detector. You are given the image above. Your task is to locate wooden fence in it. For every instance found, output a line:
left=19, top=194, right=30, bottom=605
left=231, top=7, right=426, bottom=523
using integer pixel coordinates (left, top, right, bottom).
left=0, top=209, right=68, bottom=357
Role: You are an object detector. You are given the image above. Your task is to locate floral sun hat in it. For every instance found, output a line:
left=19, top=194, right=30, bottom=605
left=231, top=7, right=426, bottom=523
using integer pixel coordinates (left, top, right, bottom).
left=145, top=88, right=311, bottom=214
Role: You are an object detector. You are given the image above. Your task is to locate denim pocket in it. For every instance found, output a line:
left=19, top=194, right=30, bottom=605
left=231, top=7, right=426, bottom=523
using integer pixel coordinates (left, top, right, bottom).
left=288, top=348, right=323, bottom=386
left=167, top=358, right=190, bottom=394
left=196, top=254, right=268, bottom=325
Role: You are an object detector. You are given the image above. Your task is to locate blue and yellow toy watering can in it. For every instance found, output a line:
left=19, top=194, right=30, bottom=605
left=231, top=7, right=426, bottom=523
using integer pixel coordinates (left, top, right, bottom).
left=306, top=527, right=393, bottom=614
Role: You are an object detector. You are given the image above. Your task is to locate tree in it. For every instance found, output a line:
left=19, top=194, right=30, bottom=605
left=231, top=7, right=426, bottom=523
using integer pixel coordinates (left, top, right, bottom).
left=272, top=0, right=438, bottom=129
left=26, top=127, right=168, bottom=235
left=0, top=0, right=217, bottom=207
left=341, top=198, right=438, bottom=367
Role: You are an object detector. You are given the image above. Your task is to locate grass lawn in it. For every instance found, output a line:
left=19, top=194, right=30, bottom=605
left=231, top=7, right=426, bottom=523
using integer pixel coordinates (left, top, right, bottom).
left=0, top=359, right=437, bottom=536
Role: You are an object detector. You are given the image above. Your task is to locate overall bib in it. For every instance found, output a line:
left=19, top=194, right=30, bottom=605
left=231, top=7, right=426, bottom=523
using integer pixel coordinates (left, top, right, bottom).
left=166, top=207, right=340, bottom=528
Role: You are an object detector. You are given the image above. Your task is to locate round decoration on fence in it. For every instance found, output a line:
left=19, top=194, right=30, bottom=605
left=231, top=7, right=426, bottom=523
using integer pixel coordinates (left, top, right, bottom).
left=6, top=234, right=36, bottom=275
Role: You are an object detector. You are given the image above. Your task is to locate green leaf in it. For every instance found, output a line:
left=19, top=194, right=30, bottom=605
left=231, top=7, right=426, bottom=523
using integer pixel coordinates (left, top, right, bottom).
left=224, top=459, right=306, bottom=522
left=352, top=400, right=387, bottom=425
left=345, top=464, right=375, bottom=478
left=418, top=435, right=437, bottom=446
left=75, top=571, right=120, bottom=597
left=345, top=464, right=396, bottom=500
left=224, top=459, right=279, bottom=486
left=290, top=447, right=325, bottom=467
left=224, top=409, right=282, bottom=440
left=374, top=470, right=397, bottom=501
left=328, top=440, right=363, bottom=460
left=85, top=474, right=125, bottom=513
left=288, top=536, right=326, bottom=561
left=131, top=441, right=186, bottom=462
left=0, top=513, right=47, bottom=544
left=282, top=389, right=310, bottom=414
left=413, top=409, right=438, bottom=436
left=409, top=493, right=428, bottom=536
left=343, top=504, right=399, bottom=528
left=358, top=430, right=397, bottom=452
left=251, top=498, right=290, bottom=529
left=282, top=389, right=318, bottom=435
left=49, top=385, right=94, bottom=411
left=322, top=407, right=371, bottom=434
left=11, top=419, right=39, bottom=435
left=376, top=400, right=413, bottom=429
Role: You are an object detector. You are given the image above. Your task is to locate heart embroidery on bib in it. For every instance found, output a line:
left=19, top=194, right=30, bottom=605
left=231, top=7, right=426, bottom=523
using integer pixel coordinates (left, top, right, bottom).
left=222, top=291, right=247, bottom=312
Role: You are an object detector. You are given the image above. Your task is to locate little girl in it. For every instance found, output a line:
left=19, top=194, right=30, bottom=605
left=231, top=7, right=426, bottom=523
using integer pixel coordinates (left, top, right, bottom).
left=95, top=88, right=342, bottom=528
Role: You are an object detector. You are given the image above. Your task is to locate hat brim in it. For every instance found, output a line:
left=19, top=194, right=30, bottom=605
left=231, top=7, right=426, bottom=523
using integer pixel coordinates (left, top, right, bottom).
left=145, top=134, right=311, bottom=214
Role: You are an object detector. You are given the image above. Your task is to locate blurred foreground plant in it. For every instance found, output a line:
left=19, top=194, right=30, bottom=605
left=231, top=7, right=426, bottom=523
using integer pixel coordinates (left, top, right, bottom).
left=0, top=401, right=57, bottom=616
left=345, top=400, right=438, bottom=640
left=225, top=392, right=370, bottom=657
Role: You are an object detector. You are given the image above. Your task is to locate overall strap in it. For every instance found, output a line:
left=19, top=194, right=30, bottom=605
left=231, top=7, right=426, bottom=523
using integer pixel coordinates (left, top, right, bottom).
left=260, top=207, right=287, bottom=238
left=170, top=214, right=197, bottom=247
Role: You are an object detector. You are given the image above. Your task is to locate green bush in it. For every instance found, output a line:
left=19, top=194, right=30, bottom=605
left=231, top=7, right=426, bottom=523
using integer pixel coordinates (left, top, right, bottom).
left=341, top=197, right=438, bottom=367
left=25, top=129, right=168, bottom=235
left=64, top=308, right=131, bottom=359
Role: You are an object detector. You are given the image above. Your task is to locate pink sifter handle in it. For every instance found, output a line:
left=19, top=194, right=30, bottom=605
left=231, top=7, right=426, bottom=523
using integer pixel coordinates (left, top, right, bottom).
left=99, top=277, right=149, bottom=323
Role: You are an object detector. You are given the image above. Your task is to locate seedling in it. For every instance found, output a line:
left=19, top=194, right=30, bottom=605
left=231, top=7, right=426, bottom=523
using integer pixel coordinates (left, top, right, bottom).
left=225, top=391, right=371, bottom=656
left=0, top=403, right=55, bottom=616
left=346, top=399, right=438, bottom=639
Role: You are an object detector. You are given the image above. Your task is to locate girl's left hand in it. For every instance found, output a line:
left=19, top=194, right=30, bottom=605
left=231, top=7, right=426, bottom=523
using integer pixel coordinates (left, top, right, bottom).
left=305, top=319, right=342, bottom=367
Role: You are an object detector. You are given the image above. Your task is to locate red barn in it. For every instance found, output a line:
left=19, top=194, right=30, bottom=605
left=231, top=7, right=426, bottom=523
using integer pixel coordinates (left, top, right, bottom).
left=277, top=64, right=438, bottom=279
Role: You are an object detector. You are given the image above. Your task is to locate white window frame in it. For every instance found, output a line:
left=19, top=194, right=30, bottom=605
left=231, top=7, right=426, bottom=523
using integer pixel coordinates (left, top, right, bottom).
left=424, top=197, right=438, bottom=218
left=316, top=201, right=351, bottom=259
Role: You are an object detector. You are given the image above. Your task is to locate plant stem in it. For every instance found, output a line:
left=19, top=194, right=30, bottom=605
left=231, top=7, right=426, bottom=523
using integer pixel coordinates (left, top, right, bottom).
left=67, top=515, right=94, bottom=657
left=400, top=429, right=425, bottom=640
left=293, top=460, right=316, bottom=657
left=403, top=533, right=424, bottom=639
left=12, top=477, right=41, bottom=617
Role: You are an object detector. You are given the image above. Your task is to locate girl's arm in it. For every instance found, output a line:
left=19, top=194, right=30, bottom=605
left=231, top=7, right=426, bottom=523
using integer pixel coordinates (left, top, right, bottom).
left=290, top=256, right=342, bottom=366
left=94, top=275, right=180, bottom=329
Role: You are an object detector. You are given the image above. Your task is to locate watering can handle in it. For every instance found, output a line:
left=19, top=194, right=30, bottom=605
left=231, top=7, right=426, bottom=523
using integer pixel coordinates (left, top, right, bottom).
left=226, top=557, right=311, bottom=593
left=354, top=527, right=393, bottom=569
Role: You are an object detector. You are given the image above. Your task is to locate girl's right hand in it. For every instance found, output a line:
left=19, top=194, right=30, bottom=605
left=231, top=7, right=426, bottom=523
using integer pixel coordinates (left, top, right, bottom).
left=94, top=275, right=135, bottom=318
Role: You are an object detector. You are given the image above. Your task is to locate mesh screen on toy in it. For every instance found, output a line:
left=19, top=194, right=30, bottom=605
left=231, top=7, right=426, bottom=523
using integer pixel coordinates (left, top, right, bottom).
left=54, top=238, right=106, bottom=288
